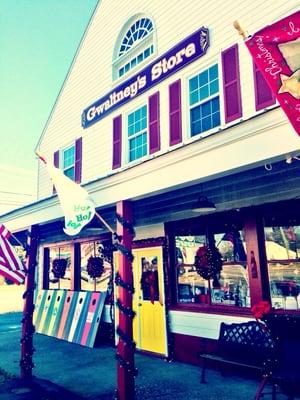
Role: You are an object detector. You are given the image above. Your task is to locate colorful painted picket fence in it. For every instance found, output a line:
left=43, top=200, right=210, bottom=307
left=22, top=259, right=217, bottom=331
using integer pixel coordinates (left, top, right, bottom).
left=33, top=289, right=107, bottom=348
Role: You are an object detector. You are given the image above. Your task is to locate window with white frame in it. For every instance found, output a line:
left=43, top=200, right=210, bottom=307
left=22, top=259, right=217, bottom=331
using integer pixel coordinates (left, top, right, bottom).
left=113, top=17, right=155, bottom=80
left=189, top=64, right=220, bottom=137
left=128, top=105, right=148, bottom=162
left=63, top=145, right=75, bottom=180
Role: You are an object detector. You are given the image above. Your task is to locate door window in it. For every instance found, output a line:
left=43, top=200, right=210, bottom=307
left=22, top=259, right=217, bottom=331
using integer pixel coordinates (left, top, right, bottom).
left=140, top=256, right=159, bottom=302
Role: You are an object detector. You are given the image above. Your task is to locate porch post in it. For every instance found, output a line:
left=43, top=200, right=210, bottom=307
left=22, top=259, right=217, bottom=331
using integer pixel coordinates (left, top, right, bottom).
left=116, top=200, right=135, bottom=400
left=244, top=215, right=267, bottom=306
left=20, top=224, right=39, bottom=380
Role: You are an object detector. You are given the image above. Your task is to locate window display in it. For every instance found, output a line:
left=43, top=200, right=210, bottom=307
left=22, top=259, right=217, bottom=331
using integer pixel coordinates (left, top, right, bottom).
left=265, top=225, right=300, bottom=310
left=49, top=245, right=71, bottom=290
left=176, top=230, right=249, bottom=307
left=80, top=241, right=112, bottom=292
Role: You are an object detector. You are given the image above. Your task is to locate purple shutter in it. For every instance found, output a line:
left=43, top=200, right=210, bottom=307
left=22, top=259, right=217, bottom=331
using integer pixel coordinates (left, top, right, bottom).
left=148, top=92, right=160, bottom=154
left=53, top=150, right=59, bottom=168
left=112, top=115, right=122, bottom=169
left=253, top=62, right=276, bottom=111
left=53, top=150, right=59, bottom=194
left=222, top=44, right=242, bottom=123
left=75, top=137, right=82, bottom=183
left=169, top=80, right=182, bottom=146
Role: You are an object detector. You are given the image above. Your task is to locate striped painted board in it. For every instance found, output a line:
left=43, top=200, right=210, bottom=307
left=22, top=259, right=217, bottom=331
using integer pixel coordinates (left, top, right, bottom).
left=60, top=291, right=79, bottom=341
left=67, top=291, right=88, bottom=342
left=79, top=292, right=101, bottom=346
left=56, top=291, right=77, bottom=339
left=84, top=291, right=107, bottom=348
left=72, top=291, right=92, bottom=344
left=45, top=290, right=67, bottom=337
left=36, top=291, right=54, bottom=334
left=33, top=290, right=48, bottom=332
left=39, top=290, right=60, bottom=335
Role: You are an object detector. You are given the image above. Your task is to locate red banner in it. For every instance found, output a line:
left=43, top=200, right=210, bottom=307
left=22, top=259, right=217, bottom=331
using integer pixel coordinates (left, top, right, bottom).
left=246, top=11, right=300, bottom=136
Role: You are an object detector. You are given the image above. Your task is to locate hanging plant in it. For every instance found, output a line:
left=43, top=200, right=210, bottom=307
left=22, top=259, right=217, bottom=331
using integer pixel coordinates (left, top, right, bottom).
left=52, top=258, right=68, bottom=279
left=194, top=245, right=223, bottom=288
left=87, top=256, right=104, bottom=279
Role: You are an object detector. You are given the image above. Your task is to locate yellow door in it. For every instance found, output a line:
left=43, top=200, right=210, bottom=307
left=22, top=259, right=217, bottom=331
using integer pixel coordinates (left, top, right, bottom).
left=114, top=247, right=168, bottom=356
left=132, top=247, right=167, bottom=356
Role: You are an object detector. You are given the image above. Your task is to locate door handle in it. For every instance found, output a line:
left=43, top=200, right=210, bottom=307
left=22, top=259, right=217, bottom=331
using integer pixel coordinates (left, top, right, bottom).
left=138, top=303, right=142, bottom=306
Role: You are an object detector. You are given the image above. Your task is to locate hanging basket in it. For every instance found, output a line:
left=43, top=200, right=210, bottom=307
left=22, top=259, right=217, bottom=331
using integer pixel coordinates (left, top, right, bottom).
left=87, top=256, right=104, bottom=279
left=194, top=245, right=223, bottom=287
left=52, top=258, right=68, bottom=279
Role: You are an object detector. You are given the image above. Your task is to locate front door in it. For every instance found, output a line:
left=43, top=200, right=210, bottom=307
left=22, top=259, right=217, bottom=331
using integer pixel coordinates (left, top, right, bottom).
left=114, top=246, right=168, bottom=356
left=132, top=247, right=167, bottom=356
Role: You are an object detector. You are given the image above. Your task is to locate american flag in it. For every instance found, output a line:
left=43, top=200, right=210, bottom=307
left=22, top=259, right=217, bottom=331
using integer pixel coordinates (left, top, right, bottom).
left=0, top=224, right=26, bottom=284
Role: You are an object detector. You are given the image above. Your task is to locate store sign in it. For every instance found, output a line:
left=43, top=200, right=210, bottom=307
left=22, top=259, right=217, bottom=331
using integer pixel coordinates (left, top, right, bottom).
left=82, top=27, right=209, bottom=128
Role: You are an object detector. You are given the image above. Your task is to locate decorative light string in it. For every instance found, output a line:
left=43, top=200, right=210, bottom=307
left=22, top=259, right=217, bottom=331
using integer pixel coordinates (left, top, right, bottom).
left=114, top=213, right=137, bottom=377
left=115, top=272, right=135, bottom=294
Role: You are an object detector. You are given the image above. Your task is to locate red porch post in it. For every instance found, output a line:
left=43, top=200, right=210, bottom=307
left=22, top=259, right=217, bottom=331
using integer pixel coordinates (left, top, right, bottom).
left=20, top=224, right=39, bottom=380
left=116, top=200, right=135, bottom=400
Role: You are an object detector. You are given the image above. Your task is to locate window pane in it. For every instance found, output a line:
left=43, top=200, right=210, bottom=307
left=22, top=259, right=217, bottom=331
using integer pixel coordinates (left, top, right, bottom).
left=189, top=76, right=198, bottom=92
left=211, top=264, right=250, bottom=307
left=210, top=79, right=219, bottom=96
left=199, top=85, right=209, bottom=101
left=265, top=226, right=300, bottom=260
left=63, top=146, right=75, bottom=169
left=49, top=246, right=71, bottom=290
left=209, top=64, right=218, bottom=80
left=64, top=166, right=75, bottom=180
left=189, top=91, right=199, bottom=106
left=199, top=70, right=208, bottom=86
left=212, top=97, right=220, bottom=113
left=265, top=225, right=300, bottom=310
left=268, top=261, right=300, bottom=310
left=141, top=256, right=159, bottom=301
left=176, top=236, right=208, bottom=304
left=212, top=111, right=221, bottom=127
left=201, top=116, right=212, bottom=132
left=137, top=53, right=143, bottom=63
left=80, top=241, right=112, bottom=292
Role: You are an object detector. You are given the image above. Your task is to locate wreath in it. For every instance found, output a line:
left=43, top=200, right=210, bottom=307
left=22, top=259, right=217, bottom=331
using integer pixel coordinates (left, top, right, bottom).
left=194, top=245, right=223, bottom=288
left=87, top=256, right=104, bottom=279
left=52, top=258, right=68, bottom=279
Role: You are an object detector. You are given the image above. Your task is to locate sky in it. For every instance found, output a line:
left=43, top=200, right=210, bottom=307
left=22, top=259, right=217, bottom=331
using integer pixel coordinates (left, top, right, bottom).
left=0, top=0, right=99, bottom=214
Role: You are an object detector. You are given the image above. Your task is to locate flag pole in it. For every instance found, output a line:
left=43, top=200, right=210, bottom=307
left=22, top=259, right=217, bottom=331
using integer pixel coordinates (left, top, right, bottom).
left=233, top=20, right=248, bottom=40
left=94, top=211, right=115, bottom=235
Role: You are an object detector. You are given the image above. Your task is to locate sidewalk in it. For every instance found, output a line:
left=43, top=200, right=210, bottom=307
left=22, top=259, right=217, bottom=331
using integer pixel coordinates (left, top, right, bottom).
left=0, top=313, right=294, bottom=399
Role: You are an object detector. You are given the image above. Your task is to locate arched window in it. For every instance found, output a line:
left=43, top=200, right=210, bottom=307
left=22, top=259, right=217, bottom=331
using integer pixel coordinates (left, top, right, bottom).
left=113, top=16, right=155, bottom=80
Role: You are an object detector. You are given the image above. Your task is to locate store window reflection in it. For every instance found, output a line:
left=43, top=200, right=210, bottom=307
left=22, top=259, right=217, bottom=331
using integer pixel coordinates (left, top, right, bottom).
left=176, top=231, right=249, bottom=307
left=265, top=225, right=300, bottom=310
left=80, top=241, right=112, bottom=292
left=212, top=231, right=249, bottom=307
left=49, top=245, right=71, bottom=290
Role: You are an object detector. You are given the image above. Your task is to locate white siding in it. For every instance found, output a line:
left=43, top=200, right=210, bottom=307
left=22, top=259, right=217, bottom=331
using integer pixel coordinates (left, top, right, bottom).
left=169, top=310, right=252, bottom=339
left=37, top=0, right=300, bottom=201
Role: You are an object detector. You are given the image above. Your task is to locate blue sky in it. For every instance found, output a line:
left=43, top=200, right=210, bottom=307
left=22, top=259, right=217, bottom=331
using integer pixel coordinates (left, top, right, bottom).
left=0, top=0, right=98, bottom=213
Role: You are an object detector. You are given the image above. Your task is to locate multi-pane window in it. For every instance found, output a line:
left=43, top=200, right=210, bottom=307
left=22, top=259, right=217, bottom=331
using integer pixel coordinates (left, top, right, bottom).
left=264, top=224, right=300, bottom=310
left=113, top=17, right=155, bottom=80
left=128, top=105, right=148, bottom=162
left=119, top=45, right=154, bottom=77
left=189, top=64, right=220, bottom=137
left=63, top=145, right=75, bottom=180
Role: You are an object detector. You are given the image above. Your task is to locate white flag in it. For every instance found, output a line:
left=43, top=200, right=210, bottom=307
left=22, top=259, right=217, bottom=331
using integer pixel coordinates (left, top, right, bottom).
left=47, top=165, right=95, bottom=236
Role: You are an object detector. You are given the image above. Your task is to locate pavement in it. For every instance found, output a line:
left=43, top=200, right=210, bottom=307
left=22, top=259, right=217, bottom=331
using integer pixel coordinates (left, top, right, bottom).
left=0, top=312, right=297, bottom=400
